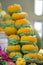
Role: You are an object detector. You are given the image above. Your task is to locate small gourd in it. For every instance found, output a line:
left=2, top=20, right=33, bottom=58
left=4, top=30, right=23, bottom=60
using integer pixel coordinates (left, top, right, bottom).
left=16, top=58, right=26, bottom=65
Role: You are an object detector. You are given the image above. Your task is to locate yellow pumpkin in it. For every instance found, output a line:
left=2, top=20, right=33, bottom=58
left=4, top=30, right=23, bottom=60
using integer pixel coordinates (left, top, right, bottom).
left=12, top=12, right=27, bottom=20
left=7, top=4, right=22, bottom=14
left=16, top=58, right=26, bottom=65
left=4, top=27, right=17, bottom=35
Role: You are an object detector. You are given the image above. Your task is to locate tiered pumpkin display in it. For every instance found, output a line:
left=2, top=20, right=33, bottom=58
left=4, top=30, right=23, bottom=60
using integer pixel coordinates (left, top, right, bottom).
left=0, top=4, right=43, bottom=65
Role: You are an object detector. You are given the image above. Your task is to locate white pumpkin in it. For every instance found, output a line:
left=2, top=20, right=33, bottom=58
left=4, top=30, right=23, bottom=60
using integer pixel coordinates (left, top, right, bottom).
left=0, top=3, right=6, bottom=17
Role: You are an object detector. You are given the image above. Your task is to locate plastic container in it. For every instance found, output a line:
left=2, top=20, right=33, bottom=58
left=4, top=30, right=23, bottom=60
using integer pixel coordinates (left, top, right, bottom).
left=0, top=32, right=8, bottom=50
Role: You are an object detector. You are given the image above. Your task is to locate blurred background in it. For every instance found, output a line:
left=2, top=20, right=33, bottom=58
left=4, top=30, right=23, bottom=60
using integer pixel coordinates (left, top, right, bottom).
left=0, top=0, right=43, bottom=48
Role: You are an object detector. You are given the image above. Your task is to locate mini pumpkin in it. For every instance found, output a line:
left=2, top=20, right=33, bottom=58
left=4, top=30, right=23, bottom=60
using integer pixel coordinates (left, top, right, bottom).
left=3, top=14, right=12, bottom=20
left=15, top=19, right=31, bottom=29
left=16, top=58, right=26, bottom=65
left=17, top=27, right=34, bottom=36
left=38, top=49, right=43, bottom=55
left=0, top=21, right=15, bottom=28
left=8, top=34, right=20, bottom=45
left=4, top=27, right=17, bottom=35
left=12, top=12, right=27, bottom=20
left=20, top=35, right=37, bottom=45
left=6, top=45, right=21, bottom=53
left=22, top=44, right=39, bottom=54
left=9, top=52, right=22, bottom=60
left=7, top=4, right=22, bottom=15
left=23, top=53, right=43, bottom=62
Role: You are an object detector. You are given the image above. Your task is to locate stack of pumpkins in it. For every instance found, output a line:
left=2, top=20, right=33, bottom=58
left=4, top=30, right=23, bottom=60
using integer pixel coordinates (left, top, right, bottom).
left=0, top=4, right=43, bottom=63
